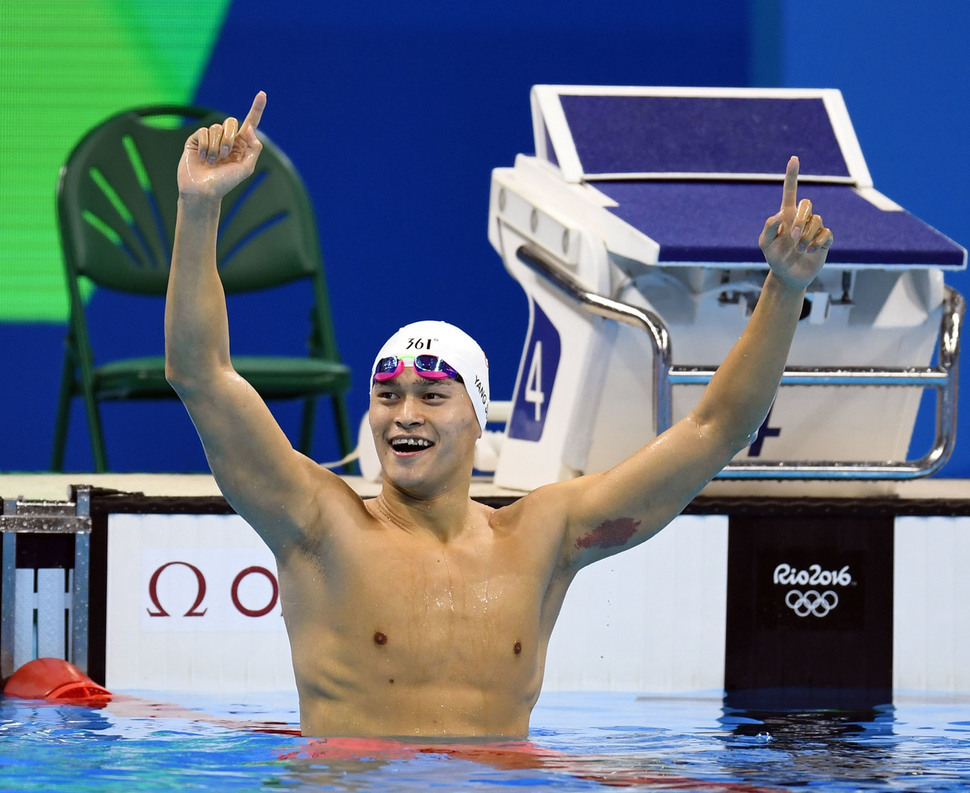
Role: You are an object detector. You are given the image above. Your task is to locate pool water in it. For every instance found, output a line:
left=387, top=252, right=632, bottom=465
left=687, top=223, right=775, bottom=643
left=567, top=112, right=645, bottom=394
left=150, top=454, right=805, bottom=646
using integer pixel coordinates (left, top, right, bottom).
left=2, top=690, right=970, bottom=791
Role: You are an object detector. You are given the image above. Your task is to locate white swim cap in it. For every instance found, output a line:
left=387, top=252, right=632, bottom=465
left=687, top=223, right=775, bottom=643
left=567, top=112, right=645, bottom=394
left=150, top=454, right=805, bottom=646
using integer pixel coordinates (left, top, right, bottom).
left=370, top=320, right=489, bottom=432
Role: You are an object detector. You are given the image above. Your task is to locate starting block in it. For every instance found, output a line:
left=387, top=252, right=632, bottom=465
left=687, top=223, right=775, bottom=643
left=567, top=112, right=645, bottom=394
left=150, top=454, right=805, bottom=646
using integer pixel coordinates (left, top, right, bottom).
left=0, top=487, right=92, bottom=679
left=488, top=86, right=966, bottom=490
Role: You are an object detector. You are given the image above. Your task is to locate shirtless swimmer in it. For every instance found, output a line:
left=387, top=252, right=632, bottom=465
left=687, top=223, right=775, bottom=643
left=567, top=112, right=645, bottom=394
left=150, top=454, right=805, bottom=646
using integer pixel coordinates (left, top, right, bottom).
left=164, top=91, right=833, bottom=738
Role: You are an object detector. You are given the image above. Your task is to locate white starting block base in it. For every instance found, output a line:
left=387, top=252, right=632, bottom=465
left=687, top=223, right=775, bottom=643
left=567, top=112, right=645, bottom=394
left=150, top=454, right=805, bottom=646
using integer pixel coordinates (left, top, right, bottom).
left=491, top=214, right=945, bottom=491
left=585, top=267, right=943, bottom=476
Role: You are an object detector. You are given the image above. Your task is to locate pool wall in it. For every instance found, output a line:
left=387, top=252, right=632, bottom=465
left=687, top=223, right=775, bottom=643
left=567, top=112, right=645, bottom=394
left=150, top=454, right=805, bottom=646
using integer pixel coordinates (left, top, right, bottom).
left=2, top=474, right=969, bottom=701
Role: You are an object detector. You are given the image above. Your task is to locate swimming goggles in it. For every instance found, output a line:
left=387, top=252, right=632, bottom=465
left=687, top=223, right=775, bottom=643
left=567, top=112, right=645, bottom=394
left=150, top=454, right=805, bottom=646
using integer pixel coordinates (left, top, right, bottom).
left=373, top=355, right=462, bottom=383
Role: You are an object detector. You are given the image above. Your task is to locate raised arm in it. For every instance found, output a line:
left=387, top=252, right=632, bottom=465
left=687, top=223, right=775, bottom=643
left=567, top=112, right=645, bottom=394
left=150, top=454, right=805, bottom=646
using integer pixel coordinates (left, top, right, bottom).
left=165, top=92, right=350, bottom=553
left=525, top=156, right=832, bottom=570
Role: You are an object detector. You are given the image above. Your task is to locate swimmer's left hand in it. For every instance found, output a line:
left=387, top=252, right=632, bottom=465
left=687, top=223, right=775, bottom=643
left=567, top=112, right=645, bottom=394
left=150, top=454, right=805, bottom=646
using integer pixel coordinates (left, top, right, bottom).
left=759, top=156, right=833, bottom=290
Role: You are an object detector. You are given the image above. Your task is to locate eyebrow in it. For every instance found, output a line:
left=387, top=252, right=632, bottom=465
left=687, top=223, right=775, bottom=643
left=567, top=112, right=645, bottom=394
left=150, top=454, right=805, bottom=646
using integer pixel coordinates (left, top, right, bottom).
left=414, top=379, right=459, bottom=392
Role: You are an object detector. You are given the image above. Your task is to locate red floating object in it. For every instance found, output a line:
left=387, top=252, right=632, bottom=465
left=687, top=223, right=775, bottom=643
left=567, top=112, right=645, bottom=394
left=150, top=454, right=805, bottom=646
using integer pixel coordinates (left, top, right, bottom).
left=4, top=658, right=112, bottom=706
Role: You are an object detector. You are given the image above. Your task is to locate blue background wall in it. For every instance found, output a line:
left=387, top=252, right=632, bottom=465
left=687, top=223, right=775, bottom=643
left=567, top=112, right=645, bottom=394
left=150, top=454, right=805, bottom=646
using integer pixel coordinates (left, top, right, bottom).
left=2, top=0, right=968, bottom=478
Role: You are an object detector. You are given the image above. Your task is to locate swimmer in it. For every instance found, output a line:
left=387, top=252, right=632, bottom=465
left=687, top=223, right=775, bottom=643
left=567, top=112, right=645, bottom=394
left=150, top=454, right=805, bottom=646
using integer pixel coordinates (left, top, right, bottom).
left=165, top=91, right=832, bottom=738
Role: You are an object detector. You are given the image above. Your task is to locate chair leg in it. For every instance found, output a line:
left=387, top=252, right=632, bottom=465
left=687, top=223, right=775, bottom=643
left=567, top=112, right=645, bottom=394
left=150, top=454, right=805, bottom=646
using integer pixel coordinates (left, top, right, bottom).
left=50, top=355, right=77, bottom=472
left=80, top=390, right=108, bottom=473
left=331, top=394, right=358, bottom=475
left=298, top=397, right=317, bottom=458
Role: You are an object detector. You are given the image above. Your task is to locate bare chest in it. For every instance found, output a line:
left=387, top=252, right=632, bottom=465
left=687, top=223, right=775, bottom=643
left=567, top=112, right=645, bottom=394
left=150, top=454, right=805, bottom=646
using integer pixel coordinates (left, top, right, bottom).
left=283, top=528, right=552, bottom=682
left=352, top=541, right=537, bottom=655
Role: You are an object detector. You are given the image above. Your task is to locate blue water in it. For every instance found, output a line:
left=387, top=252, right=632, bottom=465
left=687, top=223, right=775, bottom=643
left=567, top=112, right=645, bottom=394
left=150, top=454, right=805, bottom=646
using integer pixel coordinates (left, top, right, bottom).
left=2, top=690, right=970, bottom=791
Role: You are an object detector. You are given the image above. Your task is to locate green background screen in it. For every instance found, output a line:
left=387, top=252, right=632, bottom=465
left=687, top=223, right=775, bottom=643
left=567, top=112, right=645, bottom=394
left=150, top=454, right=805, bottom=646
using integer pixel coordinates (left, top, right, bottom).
left=0, top=1, right=229, bottom=322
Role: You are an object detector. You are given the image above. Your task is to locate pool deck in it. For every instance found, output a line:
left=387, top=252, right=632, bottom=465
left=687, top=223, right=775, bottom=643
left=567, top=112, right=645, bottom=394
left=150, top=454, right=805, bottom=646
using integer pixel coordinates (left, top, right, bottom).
left=1, top=473, right=968, bottom=511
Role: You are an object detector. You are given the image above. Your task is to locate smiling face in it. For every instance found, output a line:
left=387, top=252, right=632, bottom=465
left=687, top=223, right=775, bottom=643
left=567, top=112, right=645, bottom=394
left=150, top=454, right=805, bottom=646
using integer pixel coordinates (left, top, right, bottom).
left=369, top=369, right=481, bottom=497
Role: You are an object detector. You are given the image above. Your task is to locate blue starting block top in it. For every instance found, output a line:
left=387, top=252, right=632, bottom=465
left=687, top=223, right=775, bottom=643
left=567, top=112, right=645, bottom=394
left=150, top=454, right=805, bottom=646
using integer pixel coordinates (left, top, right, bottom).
left=530, top=86, right=966, bottom=270
left=594, top=181, right=965, bottom=268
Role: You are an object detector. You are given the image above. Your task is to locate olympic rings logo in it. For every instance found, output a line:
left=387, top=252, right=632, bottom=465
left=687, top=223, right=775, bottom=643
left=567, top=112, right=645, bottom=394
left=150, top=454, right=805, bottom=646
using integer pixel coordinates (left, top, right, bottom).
left=784, top=588, right=839, bottom=618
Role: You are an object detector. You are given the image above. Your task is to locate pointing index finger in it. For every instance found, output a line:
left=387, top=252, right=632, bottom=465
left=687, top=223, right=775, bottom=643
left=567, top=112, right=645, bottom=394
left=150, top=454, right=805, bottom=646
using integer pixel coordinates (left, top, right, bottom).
left=781, top=155, right=799, bottom=211
left=240, top=91, right=267, bottom=134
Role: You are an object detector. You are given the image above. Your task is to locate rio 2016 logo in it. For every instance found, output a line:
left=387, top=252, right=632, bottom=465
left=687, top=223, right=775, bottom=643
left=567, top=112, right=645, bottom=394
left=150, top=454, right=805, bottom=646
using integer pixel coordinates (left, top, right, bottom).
left=773, top=563, right=853, bottom=619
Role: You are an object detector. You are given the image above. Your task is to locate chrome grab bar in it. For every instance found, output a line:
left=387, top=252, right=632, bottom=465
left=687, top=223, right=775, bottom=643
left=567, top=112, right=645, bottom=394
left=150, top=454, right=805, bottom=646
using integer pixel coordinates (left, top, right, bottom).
left=515, top=244, right=963, bottom=479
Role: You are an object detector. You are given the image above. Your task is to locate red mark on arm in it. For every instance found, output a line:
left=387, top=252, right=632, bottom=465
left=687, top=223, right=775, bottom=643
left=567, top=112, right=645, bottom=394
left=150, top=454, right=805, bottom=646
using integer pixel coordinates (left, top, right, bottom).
left=574, top=517, right=641, bottom=550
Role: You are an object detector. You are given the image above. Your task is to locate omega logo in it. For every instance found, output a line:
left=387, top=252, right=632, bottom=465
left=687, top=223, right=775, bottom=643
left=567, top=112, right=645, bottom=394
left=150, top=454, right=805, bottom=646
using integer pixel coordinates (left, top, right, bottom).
left=146, top=561, right=279, bottom=618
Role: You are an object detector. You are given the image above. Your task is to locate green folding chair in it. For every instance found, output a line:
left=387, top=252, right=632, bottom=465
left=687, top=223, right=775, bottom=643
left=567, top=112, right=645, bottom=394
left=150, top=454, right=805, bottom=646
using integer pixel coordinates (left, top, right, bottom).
left=51, top=104, right=354, bottom=472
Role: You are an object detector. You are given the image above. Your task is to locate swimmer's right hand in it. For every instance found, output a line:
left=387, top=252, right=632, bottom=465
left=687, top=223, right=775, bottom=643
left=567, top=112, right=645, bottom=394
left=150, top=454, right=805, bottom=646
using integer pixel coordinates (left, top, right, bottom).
left=178, top=91, right=267, bottom=200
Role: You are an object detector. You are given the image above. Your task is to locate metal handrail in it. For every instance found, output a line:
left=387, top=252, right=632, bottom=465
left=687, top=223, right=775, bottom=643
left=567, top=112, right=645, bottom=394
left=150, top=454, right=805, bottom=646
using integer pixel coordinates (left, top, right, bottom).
left=515, top=244, right=963, bottom=479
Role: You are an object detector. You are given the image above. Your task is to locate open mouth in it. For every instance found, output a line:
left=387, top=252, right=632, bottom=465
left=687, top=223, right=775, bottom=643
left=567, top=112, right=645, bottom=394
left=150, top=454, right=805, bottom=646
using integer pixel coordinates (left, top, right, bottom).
left=389, top=437, right=434, bottom=454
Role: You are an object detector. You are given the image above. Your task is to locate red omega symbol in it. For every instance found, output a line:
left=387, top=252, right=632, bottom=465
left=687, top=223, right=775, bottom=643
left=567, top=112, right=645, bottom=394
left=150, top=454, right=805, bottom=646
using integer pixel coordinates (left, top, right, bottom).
left=230, top=566, right=279, bottom=617
left=146, top=562, right=280, bottom=618
left=147, top=561, right=208, bottom=617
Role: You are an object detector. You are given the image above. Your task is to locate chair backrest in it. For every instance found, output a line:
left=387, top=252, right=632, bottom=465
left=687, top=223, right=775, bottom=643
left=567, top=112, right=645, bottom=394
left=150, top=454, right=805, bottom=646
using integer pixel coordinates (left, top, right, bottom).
left=57, top=105, right=326, bottom=296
